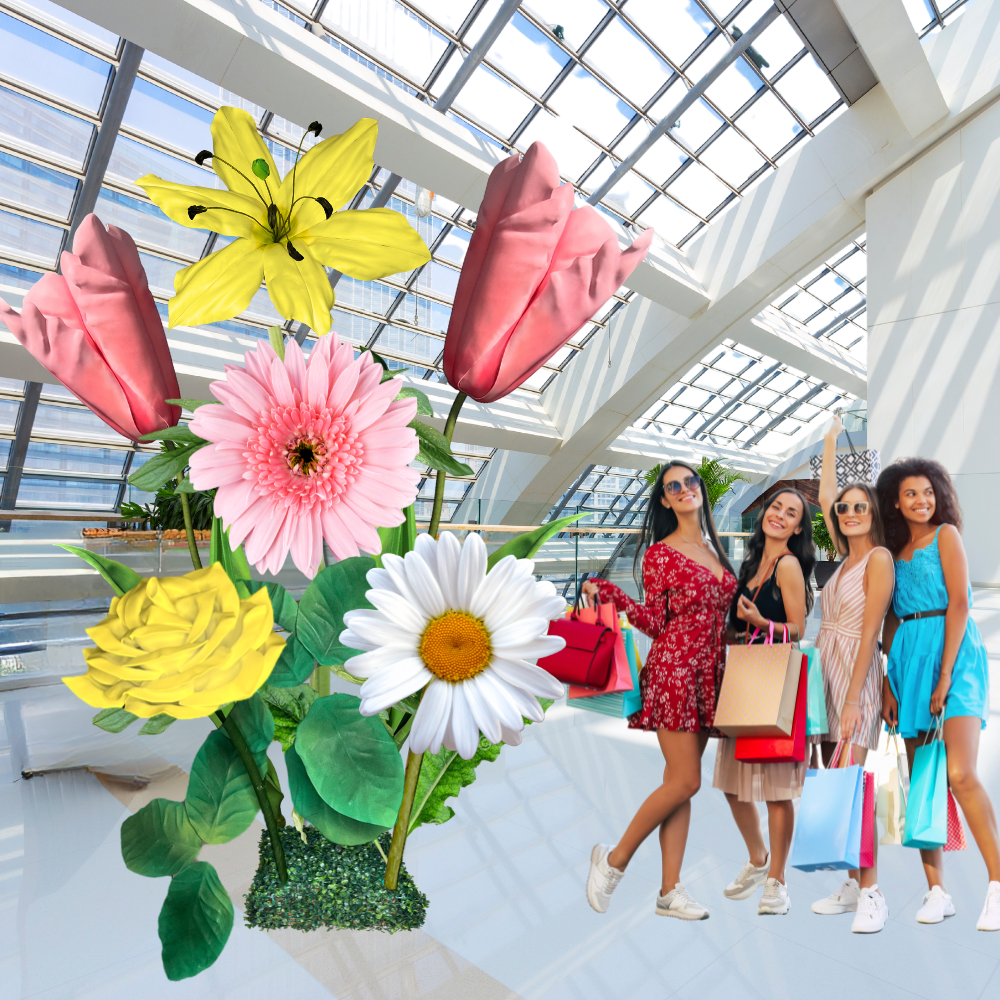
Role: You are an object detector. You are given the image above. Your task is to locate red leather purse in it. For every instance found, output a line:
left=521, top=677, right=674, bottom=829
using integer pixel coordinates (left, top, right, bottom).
left=537, top=599, right=615, bottom=688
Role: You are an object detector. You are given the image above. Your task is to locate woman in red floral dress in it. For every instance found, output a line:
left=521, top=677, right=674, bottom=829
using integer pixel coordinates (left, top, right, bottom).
left=583, top=461, right=737, bottom=921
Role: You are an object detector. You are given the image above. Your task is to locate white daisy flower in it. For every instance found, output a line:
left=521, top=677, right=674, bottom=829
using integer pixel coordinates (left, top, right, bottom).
left=340, top=531, right=567, bottom=759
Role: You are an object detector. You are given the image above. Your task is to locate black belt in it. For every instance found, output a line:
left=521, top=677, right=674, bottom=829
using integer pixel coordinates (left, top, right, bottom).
left=900, top=609, right=947, bottom=622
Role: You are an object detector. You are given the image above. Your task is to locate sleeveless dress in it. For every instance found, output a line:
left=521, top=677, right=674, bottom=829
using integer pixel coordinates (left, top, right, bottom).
left=595, top=542, right=737, bottom=733
left=887, top=526, right=989, bottom=739
left=812, top=549, right=888, bottom=750
left=713, top=555, right=806, bottom=802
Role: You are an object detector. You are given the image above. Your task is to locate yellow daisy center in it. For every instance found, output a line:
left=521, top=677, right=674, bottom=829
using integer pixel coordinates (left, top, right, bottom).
left=419, top=610, right=492, bottom=683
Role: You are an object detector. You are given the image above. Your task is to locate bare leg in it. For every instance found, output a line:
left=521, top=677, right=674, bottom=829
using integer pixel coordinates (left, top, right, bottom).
left=608, top=730, right=708, bottom=878
left=765, top=801, right=795, bottom=883
left=945, top=716, right=1000, bottom=882
left=660, top=799, right=691, bottom=894
left=904, top=735, right=946, bottom=890
left=725, top=794, right=768, bottom=868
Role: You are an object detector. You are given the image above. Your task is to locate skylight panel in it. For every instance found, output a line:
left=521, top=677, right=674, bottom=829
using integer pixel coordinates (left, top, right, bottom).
left=628, top=130, right=688, bottom=185
left=120, top=80, right=216, bottom=158
left=775, top=57, right=840, bottom=123
left=547, top=65, right=633, bottom=146
left=584, top=16, right=672, bottom=107
left=452, top=64, right=534, bottom=137
left=704, top=61, right=764, bottom=117
left=487, top=13, right=568, bottom=96
left=94, top=189, right=211, bottom=260
left=0, top=151, right=76, bottom=222
left=0, top=207, right=62, bottom=267
left=625, top=0, right=712, bottom=67
left=735, top=91, right=800, bottom=158
left=105, top=136, right=221, bottom=192
left=521, top=0, right=607, bottom=52
left=635, top=194, right=699, bottom=245
left=408, top=1, right=478, bottom=35
left=0, top=85, right=93, bottom=170
left=666, top=161, right=731, bottom=218
left=7, top=0, right=118, bottom=52
left=697, top=127, right=766, bottom=188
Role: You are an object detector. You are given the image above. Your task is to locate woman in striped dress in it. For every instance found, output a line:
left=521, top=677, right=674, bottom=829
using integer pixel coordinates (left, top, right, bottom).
left=809, top=414, right=895, bottom=933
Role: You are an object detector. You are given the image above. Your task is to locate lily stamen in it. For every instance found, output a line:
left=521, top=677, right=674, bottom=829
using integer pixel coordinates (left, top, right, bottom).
left=195, top=150, right=270, bottom=209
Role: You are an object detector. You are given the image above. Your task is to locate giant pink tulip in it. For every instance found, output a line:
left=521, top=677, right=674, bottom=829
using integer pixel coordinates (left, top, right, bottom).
left=443, top=142, right=653, bottom=403
left=0, top=215, right=180, bottom=440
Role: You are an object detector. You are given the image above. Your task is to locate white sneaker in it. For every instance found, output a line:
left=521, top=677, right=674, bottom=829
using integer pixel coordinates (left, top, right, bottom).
left=758, top=877, right=790, bottom=915
left=916, top=885, right=955, bottom=924
left=812, top=878, right=861, bottom=915
left=586, top=844, right=624, bottom=913
left=724, top=855, right=770, bottom=900
left=852, top=885, right=888, bottom=933
left=656, top=883, right=709, bottom=920
left=977, top=881, right=1000, bottom=931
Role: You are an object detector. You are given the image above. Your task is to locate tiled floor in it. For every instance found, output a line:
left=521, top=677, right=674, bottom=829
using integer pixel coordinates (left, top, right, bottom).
left=3, top=589, right=1000, bottom=999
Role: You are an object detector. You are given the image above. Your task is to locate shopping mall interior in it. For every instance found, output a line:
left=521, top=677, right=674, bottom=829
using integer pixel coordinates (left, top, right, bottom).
left=2, top=0, right=1000, bottom=997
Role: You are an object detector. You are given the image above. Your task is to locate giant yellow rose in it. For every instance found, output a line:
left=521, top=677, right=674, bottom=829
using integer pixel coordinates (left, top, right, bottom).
left=64, top=563, right=285, bottom=719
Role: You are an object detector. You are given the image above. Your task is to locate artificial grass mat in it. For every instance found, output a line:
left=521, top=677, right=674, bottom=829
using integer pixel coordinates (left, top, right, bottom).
left=243, top=827, right=428, bottom=932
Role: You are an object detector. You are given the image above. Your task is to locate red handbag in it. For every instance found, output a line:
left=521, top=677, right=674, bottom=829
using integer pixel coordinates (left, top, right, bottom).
left=537, top=601, right=615, bottom=688
left=734, top=656, right=807, bottom=763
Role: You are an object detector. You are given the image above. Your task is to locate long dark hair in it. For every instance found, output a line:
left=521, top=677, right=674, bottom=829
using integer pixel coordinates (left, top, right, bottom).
left=876, top=458, right=962, bottom=557
left=828, top=481, right=884, bottom=554
left=633, top=460, right=735, bottom=593
left=736, top=488, right=816, bottom=616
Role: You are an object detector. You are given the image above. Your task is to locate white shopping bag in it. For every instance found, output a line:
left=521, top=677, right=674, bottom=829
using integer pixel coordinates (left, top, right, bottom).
left=875, top=729, right=907, bottom=846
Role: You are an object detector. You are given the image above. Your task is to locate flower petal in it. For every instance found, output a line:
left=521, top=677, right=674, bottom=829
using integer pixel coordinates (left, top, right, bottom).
left=445, top=684, right=480, bottom=760
left=409, top=679, right=452, bottom=755
left=261, top=242, right=334, bottom=335
left=343, top=644, right=405, bottom=678
left=299, top=207, right=431, bottom=279
left=211, top=106, right=279, bottom=204
left=341, top=611, right=419, bottom=650
left=457, top=531, right=488, bottom=611
left=463, top=674, right=502, bottom=744
left=358, top=656, right=430, bottom=714
left=136, top=176, right=265, bottom=238
left=490, top=656, right=565, bottom=699
left=402, top=551, right=447, bottom=619
left=434, top=531, right=460, bottom=608
left=468, top=554, right=520, bottom=620
left=168, top=238, right=265, bottom=329
left=474, top=671, right=523, bottom=731
left=367, top=588, right=427, bottom=634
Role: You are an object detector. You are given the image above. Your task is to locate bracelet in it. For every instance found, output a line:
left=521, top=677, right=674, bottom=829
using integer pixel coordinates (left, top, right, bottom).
left=844, top=699, right=860, bottom=706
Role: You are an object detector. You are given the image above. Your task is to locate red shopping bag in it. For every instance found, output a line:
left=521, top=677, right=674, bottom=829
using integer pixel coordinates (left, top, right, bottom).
left=859, top=771, right=875, bottom=868
left=538, top=611, right=615, bottom=687
left=566, top=601, right=633, bottom=699
left=944, top=789, right=967, bottom=851
left=734, top=657, right=807, bottom=763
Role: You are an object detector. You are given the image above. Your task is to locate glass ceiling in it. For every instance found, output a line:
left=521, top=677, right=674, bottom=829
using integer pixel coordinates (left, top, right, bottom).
left=904, top=0, right=977, bottom=37
left=0, top=0, right=911, bottom=526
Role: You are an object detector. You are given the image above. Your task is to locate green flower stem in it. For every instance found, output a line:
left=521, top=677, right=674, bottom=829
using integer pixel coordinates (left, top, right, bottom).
left=217, top=710, right=287, bottom=884
left=313, top=663, right=330, bottom=697
left=384, top=745, right=423, bottom=891
left=163, top=440, right=202, bottom=570
left=427, top=391, right=467, bottom=538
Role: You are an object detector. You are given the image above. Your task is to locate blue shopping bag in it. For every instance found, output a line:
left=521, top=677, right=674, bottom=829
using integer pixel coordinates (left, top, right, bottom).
left=790, top=749, right=864, bottom=871
left=569, top=624, right=642, bottom=718
left=804, top=645, right=828, bottom=737
left=904, top=718, right=948, bottom=850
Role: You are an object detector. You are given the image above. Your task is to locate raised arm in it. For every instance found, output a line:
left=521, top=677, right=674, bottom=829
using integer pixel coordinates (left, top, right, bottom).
left=581, top=576, right=669, bottom=639
left=820, top=414, right=847, bottom=558
left=840, top=548, right=894, bottom=741
left=931, top=524, right=972, bottom=716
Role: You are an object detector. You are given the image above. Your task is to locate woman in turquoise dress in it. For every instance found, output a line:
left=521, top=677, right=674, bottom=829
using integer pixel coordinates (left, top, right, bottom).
left=878, top=458, right=1000, bottom=931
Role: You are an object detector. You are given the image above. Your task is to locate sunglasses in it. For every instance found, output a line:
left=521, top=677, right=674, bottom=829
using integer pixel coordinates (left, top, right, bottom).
left=664, top=474, right=702, bottom=495
left=835, top=501, right=870, bottom=516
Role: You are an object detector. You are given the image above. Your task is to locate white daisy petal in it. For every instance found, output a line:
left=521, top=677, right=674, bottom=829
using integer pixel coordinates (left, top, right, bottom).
left=499, top=723, right=523, bottom=746
left=403, top=552, right=448, bottom=618
left=490, top=674, right=546, bottom=721
left=468, top=555, right=519, bottom=619
left=435, top=531, right=461, bottom=608
left=366, top=568, right=396, bottom=593
left=344, top=613, right=419, bottom=650
left=408, top=679, right=450, bottom=754
left=475, top=671, right=524, bottom=731
left=428, top=682, right=454, bottom=754
left=381, top=555, right=424, bottom=608
left=490, top=656, right=566, bottom=700
left=338, top=629, right=378, bottom=652
left=457, top=531, right=487, bottom=610
left=447, top=685, right=481, bottom=759
left=484, top=574, right=541, bottom=631
left=413, top=532, right=438, bottom=573
left=462, top=673, right=502, bottom=743
left=344, top=645, right=408, bottom=677
left=500, top=635, right=567, bottom=661
left=358, top=657, right=430, bottom=712
left=367, top=589, right=428, bottom=633
left=491, top=618, right=553, bottom=651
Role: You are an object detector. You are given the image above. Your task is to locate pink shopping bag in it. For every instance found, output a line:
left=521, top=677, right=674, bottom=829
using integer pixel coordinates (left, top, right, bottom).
left=945, top=789, right=967, bottom=851
left=859, top=770, right=875, bottom=869
left=567, top=601, right=633, bottom=699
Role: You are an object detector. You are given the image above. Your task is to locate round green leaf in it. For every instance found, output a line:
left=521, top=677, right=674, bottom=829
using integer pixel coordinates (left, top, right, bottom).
left=121, top=799, right=202, bottom=877
left=158, top=861, right=234, bottom=981
left=296, top=557, right=375, bottom=665
left=267, top=633, right=315, bottom=687
left=285, top=743, right=389, bottom=845
left=185, top=729, right=266, bottom=844
left=294, top=693, right=404, bottom=827
left=223, top=694, right=274, bottom=755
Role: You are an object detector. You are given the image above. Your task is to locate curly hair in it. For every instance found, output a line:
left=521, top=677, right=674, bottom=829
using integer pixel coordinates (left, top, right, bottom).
left=876, top=458, right=962, bottom=557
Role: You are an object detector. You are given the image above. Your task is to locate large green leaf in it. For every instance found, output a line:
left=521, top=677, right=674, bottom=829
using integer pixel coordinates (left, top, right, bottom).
left=138, top=714, right=177, bottom=735
left=166, top=398, right=219, bottom=412
left=184, top=729, right=267, bottom=844
left=242, top=580, right=298, bottom=633
left=121, top=798, right=202, bottom=877
left=410, top=420, right=473, bottom=476
left=267, top=633, right=315, bottom=688
left=296, top=557, right=375, bottom=666
left=138, top=425, right=209, bottom=446
left=409, top=737, right=503, bottom=833
left=128, top=443, right=201, bottom=492
left=158, top=861, right=234, bottom=981
left=294, top=693, right=404, bottom=827
left=285, top=743, right=390, bottom=845
left=91, top=706, right=139, bottom=732
left=486, top=512, right=587, bottom=570
left=209, top=517, right=250, bottom=593
left=396, top=386, right=433, bottom=416
left=374, top=503, right=416, bottom=569
left=222, top=694, right=274, bottom=755
left=58, top=545, right=142, bottom=597
left=260, top=683, right=318, bottom=751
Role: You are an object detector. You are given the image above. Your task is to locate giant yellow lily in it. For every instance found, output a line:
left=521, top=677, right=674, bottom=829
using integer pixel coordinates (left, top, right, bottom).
left=137, top=108, right=431, bottom=334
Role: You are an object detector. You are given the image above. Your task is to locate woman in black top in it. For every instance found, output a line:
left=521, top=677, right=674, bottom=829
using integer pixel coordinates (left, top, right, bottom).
left=712, top=488, right=814, bottom=916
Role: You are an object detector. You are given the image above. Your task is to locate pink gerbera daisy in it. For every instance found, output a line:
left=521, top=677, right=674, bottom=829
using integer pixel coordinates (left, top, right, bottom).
left=189, top=334, right=419, bottom=578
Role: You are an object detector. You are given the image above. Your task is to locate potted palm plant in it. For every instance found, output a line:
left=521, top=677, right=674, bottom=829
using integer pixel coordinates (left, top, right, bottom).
left=811, top=511, right=839, bottom=588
